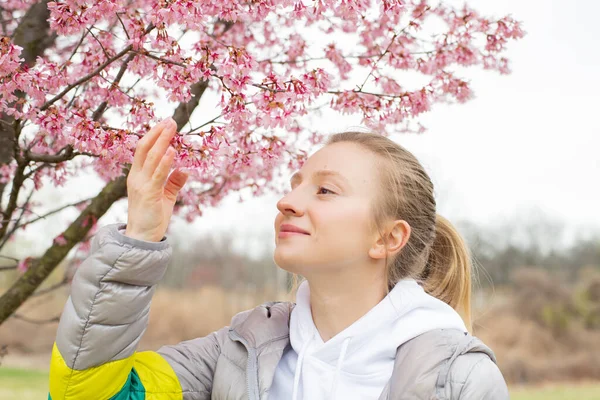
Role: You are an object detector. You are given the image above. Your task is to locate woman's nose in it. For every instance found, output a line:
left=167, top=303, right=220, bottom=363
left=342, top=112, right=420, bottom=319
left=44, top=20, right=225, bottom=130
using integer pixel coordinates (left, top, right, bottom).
left=276, top=191, right=305, bottom=217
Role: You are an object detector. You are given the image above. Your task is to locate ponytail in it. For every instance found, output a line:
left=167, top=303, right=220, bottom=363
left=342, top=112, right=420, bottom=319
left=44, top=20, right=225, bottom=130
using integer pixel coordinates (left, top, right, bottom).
left=420, top=214, right=473, bottom=332
left=324, top=132, right=473, bottom=331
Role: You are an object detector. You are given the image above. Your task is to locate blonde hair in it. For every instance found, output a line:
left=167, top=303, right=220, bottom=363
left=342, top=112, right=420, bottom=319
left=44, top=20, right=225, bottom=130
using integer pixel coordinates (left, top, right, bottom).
left=326, top=131, right=473, bottom=331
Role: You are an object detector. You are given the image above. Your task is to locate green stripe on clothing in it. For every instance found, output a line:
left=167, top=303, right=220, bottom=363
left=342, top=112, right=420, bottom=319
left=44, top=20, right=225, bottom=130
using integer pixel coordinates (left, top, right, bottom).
left=109, top=368, right=146, bottom=400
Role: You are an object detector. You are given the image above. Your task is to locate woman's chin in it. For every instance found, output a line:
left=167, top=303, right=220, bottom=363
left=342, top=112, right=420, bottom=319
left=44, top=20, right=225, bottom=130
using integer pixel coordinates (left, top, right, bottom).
left=273, top=249, right=304, bottom=273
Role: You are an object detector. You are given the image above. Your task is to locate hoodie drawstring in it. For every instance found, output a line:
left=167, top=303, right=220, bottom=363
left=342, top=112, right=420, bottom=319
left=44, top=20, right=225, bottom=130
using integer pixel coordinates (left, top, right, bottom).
left=329, top=337, right=351, bottom=399
left=292, top=333, right=315, bottom=400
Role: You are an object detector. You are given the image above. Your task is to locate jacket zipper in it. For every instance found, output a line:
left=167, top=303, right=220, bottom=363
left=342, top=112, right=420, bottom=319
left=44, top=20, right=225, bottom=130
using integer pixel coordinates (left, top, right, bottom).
left=229, top=329, right=260, bottom=400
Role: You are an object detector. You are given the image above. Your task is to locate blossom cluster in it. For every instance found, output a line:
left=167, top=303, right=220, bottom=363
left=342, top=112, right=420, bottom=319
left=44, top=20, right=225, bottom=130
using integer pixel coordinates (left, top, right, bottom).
left=0, top=0, right=523, bottom=230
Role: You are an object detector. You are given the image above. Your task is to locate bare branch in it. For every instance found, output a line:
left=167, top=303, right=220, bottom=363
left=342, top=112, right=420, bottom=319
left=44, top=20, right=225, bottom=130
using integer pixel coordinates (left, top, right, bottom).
left=13, top=197, right=93, bottom=231
left=92, top=51, right=137, bottom=121
left=86, top=26, right=111, bottom=59
left=25, top=145, right=73, bottom=163
left=0, top=175, right=128, bottom=324
left=0, top=255, right=19, bottom=263
left=327, top=90, right=407, bottom=99
left=132, top=49, right=187, bottom=67
left=115, top=12, right=130, bottom=40
left=0, top=187, right=34, bottom=249
left=23, top=162, right=49, bottom=179
left=12, top=313, right=61, bottom=324
left=31, top=278, right=68, bottom=297
left=24, top=146, right=98, bottom=164
left=184, top=113, right=227, bottom=135
left=0, top=160, right=27, bottom=243
left=172, top=80, right=210, bottom=131
left=60, top=31, right=89, bottom=73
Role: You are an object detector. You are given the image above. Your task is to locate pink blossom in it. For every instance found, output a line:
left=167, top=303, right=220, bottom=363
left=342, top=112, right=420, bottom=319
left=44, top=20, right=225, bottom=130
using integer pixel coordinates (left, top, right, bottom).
left=0, top=0, right=523, bottom=232
left=53, top=234, right=68, bottom=246
left=17, top=257, right=32, bottom=273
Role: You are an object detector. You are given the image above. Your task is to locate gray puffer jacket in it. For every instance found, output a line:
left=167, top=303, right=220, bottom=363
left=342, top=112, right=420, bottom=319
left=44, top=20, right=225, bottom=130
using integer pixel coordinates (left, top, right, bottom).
left=49, top=223, right=509, bottom=400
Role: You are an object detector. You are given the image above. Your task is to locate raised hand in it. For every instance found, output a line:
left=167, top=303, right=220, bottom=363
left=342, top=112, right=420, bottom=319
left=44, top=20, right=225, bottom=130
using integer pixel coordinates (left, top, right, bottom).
left=125, top=118, right=189, bottom=242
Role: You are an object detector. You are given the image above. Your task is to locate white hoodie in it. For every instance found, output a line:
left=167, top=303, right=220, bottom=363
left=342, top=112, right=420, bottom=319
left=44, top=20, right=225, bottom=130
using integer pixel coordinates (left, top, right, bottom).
left=268, top=279, right=467, bottom=400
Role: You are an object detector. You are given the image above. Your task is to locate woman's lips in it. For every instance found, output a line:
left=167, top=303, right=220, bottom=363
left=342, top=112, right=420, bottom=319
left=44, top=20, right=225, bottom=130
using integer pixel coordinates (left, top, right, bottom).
left=279, top=224, right=310, bottom=238
left=278, top=231, right=309, bottom=239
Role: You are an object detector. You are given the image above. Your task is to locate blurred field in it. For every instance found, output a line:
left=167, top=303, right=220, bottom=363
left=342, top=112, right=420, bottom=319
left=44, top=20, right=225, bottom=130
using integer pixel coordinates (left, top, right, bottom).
left=1, top=367, right=600, bottom=399
left=511, top=383, right=600, bottom=400
left=0, top=368, right=48, bottom=400
left=2, top=261, right=600, bottom=399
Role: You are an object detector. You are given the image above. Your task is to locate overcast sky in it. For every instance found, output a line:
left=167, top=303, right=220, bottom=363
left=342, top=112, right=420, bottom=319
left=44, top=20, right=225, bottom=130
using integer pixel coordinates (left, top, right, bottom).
left=167, top=0, right=600, bottom=247
left=9, top=0, right=599, bottom=256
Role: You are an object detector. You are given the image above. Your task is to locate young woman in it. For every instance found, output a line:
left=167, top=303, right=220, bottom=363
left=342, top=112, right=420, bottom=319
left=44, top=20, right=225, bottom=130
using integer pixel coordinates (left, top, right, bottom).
left=48, top=118, right=508, bottom=399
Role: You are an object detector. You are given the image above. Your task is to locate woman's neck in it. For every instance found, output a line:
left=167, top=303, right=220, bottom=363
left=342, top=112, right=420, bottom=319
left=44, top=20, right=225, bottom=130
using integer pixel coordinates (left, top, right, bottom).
left=306, top=271, right=387, bottom=342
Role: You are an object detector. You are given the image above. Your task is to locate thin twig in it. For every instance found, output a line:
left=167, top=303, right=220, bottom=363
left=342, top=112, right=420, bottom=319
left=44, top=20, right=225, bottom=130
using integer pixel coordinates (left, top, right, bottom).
left=327, top=90, right=407, bottom=99
left=31, top=279, right=68, bottom=297
left=92, top=51, right=136, bottom=121
left=115, top=12, right=130, bottom=40
left=60, top=30, right=89, bottom=73
left=13, top=197, right=93, bottom=231
left=357, top=6, right=430, bottom=92
left=0, top=188, right=34, bottom=249
left=23, top=162, right=49, bottom=179
left=184, top=113, right=226, bottom=134
left=86, top=26, right=111, bottom=59
left=12, top=313, right=61, bottom=324
left=131, top=50, right=187, bottom=67
left=41, top=24, right=155, bottom=111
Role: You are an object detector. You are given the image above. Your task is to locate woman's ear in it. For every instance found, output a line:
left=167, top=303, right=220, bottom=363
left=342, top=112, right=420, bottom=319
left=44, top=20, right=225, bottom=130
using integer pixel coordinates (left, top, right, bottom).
left=368, top=220, right=411, bottom=260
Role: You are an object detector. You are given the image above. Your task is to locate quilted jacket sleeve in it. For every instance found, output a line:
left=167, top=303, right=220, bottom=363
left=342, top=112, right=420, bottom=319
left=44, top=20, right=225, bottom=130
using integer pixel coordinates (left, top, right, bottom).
left=48, top=223, right=222, bottom=400
left=448, top=353, right=509, bottom=400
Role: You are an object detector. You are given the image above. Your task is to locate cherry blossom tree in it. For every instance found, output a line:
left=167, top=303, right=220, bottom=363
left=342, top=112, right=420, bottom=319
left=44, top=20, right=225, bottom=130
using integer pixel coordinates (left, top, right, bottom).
left=0, top=0, right=523, bottom=324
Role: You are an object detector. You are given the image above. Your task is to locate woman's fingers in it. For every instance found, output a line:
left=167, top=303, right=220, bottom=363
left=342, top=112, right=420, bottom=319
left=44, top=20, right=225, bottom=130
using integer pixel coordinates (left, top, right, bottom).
left=152, top=146, right=176, bottom=187
left=131, top=118, right=172, bottom=173
left=142, top=120, right=178, bottom=178
left=164, top=169, right=189, bottom=202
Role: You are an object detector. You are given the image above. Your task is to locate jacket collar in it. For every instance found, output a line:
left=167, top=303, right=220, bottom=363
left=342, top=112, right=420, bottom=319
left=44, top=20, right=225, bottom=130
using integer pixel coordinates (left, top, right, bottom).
left=227, top=302, right=497, bottom=400
left=229, top=301, right=294, bottom=348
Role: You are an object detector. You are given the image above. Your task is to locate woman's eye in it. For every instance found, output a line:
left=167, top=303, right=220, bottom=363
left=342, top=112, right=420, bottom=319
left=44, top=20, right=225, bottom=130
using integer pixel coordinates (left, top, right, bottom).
left=317, top=186, right=335, bottom=195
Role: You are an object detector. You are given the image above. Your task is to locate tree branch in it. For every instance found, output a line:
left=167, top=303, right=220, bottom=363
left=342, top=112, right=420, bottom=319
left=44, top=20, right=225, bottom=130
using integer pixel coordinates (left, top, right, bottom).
left=92, top=51, right=137, bottom=121
left=172, top=80, right=210, bottom=130
left=0, top=0, right=57, bottom=213
left=115, top=12, right=130, bottom=40
left=11, top=0, right=55, bottom=67
left=0, top=187, right=34, bottom=249
left=0, top=175, right=128, bottom=325
left=31, top=278, right=68, bottom=297
left=86, top=26, right=111, bottom=59
left=13, top=197, right=93, bottom=231
left=132, top=49, right=187, bottom=67
left=357, top=6, right=430, bottom=92
left=40, top=24, right=155, bottom=112
left=0, top=158, right=27, bottom=243
left=12, top=313, right=61, bottom=324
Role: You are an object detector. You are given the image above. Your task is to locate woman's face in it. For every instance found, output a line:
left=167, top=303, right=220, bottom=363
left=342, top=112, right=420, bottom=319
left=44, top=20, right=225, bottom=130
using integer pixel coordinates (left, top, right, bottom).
left=274, top=142, right=382, bottom=274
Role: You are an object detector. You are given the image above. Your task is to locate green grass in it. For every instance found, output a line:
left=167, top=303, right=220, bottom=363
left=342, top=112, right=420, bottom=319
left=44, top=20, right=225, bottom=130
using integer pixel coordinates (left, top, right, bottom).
left=1, top=367, right=600, bottom=399
left=0, top=367, right=48, bottom=400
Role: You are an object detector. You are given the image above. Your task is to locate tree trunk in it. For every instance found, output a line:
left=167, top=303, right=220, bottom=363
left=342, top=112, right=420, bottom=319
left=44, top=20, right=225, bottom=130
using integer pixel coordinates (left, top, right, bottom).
left=0, top=79, right=209, bottom=325
left=0, top=0, right=55, bottom=211
left=0, top=176, right=127, bottom=324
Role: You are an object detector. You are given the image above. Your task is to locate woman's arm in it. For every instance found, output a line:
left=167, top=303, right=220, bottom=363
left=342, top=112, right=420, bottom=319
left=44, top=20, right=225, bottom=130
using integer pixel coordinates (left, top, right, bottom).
left=449, top=352, right=509, bottom=400
left=49, top=224, right=222, bottom=400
